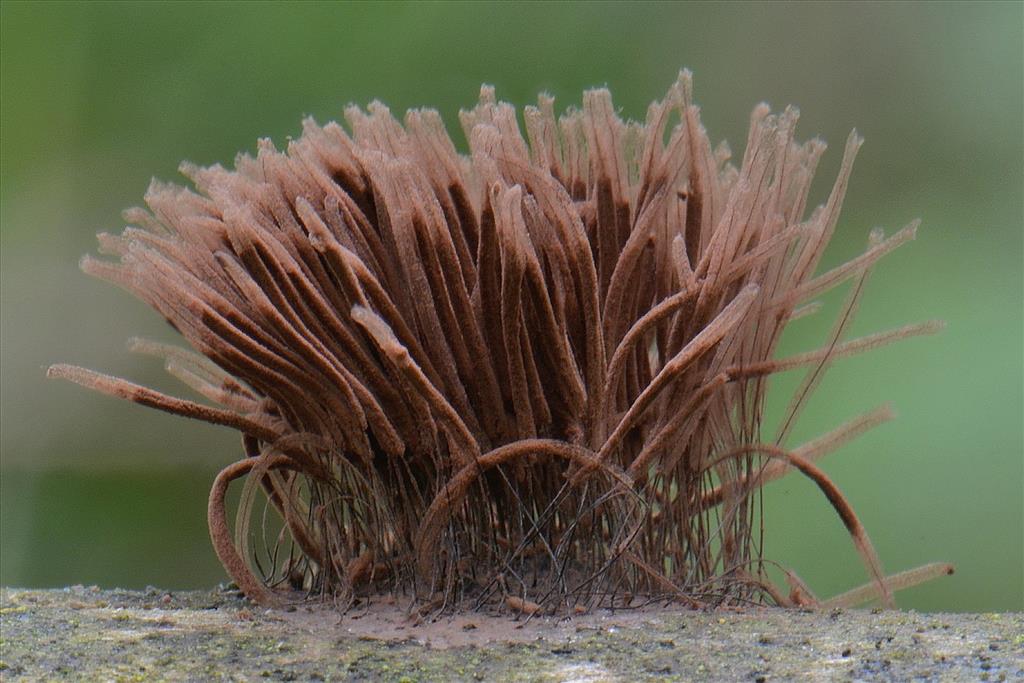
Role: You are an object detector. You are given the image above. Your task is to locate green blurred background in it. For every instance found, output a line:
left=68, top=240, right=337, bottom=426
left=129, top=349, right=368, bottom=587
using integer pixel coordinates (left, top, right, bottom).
left=2, top=1, right=1021, bottom=612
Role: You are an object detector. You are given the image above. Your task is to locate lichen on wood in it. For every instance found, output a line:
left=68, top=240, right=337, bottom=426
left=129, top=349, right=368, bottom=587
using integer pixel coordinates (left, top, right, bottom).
left=2, top=587, right=1021, bottom=681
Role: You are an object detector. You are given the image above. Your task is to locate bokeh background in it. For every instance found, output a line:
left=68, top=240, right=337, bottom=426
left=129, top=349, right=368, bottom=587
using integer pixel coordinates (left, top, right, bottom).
left=2, top=1, right=1021, bottom=612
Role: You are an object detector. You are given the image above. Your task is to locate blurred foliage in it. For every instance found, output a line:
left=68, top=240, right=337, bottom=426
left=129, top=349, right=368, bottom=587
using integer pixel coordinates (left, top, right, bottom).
left=2, top=1, right=1021, bottom=610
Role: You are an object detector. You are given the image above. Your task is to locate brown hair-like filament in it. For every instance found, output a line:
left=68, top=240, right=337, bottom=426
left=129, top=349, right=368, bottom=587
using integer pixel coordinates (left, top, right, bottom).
left=51, top=72, right=949, bottom=611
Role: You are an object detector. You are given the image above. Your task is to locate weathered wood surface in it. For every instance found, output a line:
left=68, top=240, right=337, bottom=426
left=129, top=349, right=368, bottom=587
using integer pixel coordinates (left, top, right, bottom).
left=1, top=587, right=1021, bottom=681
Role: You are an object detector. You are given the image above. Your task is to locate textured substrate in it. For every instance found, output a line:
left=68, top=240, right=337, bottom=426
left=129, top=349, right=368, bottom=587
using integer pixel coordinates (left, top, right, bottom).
left=1, top=587, right=1021, bottom=681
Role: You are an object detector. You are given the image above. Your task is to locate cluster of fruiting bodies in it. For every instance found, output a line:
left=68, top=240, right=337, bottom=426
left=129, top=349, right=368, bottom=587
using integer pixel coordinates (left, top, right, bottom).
left=51, top=73, right=950, bottom=612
